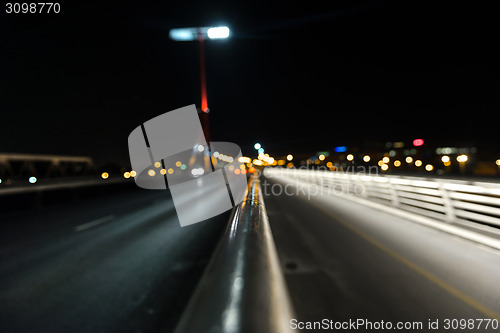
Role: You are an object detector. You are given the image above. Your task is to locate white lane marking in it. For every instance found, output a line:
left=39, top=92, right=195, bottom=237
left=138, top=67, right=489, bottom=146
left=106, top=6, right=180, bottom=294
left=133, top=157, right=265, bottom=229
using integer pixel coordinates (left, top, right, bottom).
left=75, top=214, right=115, bottom=232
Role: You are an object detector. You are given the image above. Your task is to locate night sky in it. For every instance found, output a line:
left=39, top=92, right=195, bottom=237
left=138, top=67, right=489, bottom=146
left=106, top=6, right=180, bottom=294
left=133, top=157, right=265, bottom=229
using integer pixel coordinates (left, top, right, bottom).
left=1, top=2, right=497, bottom=166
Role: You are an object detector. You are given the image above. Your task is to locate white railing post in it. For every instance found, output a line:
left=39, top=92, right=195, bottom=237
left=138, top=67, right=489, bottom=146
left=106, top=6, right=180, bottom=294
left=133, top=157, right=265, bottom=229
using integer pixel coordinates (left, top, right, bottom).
left=388, top=178, right=400, bottom=207
left=438, top=181, right=455, bottom=222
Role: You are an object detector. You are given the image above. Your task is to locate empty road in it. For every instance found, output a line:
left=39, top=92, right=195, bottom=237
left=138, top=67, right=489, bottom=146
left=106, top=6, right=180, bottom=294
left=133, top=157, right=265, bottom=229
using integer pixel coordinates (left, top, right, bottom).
left=0, top=187, right=229, bottom=332
left=263, top=175, right=500, bottom=332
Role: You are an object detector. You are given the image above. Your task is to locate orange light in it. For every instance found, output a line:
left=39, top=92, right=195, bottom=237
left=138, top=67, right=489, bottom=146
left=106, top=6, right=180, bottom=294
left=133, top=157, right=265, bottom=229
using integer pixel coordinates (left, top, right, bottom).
left=234, top=169, right=241, bottom=175
left=248, top=167, right=256, bottom=173
left=241, top=169, right=247, bottom=174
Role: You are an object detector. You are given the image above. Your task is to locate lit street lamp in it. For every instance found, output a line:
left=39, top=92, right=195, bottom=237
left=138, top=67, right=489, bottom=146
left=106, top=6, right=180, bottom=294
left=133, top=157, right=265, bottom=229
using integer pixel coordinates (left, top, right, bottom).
left=169, top=26, right=230, bottom=141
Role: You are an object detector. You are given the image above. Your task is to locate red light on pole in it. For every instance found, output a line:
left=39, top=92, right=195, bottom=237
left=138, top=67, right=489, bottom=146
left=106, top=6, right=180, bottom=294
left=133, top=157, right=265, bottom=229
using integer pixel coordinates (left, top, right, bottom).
left=198, top=29, right=209, bottom=113
left=413, top=139, right=424, bottom=147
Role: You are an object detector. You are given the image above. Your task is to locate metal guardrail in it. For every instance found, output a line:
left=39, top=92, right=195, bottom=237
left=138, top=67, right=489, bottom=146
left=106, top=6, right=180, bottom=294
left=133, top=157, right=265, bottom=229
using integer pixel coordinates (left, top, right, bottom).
left=264, top=168, right=500, bottom=228
left=174, top=174, right=295, bottom=333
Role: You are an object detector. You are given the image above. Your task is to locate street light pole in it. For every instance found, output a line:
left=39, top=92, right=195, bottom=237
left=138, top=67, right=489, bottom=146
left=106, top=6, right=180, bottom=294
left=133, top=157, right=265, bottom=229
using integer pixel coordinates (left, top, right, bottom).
left=169, top=26, right=230, bottom=142
left=197, top=28, right=209, bottom=114
left=197, top=28, right=210, bottom=142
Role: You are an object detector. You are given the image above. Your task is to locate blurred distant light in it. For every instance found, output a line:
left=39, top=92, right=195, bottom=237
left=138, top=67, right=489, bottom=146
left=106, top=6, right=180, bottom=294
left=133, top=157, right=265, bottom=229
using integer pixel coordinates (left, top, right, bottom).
left=406, top=156, right=413, bottom=164
left=286, top=154, right=293, bottom=161
left=314, top=159, right=320, bottom=165
left=238, top=156, right=251, bottom=163
left=213, top=152, right=219, bottom=158
left=413, top=139, right=424, bottom=147
left=248, top=167, right=256, bottom=173
left=191, top=168, right=205, bottom=177
left=382, top=157, right=390, bottom=163
left=29, top=176, right=37, bottom=184
left=0, top=178, right=2, bottom=184
left=197, top=145, right=205, bottom=152
left=258, top=148, right=264, bottom=154
left=389, top=150, right=396, bottom=157
left=381, top=164, right=389, bottom=171
left=425, top=164, right=434, bottom=171
left=253, top=159, right=263, bottom=166
left=101, top=172, right=109, bottom=179
left=334, top=146, right=347, bottom=153
left=286, top=162, right=294, bottom=168
left=148, top=169, right=156, bottom=177
left=318, top=154, right=325, bottom=161
left=278, top=160, right=286, bottom=166
left=415, top=160, right=422, bottom=167
left=180, top=164, right=187, bottom=170
left=241, top=169, right=247, bottom=175
left=441, top=155, right=450, bottom=163
left=496, top=159, right=500, bottom=166
left=160, top=168, right=167, bottom=175
left=124, top=172, right=131, bottom=179
left=130, top=170, right=137, bottom=177
left=326, top=162, right=333, bottom=168
left=457, top=154, right=468, bottom=163
left=154, top=161, right=161, bottom=168
left=437, top=147, right=453, bottom=155
left=207, top=26, right=230, bottom=39
left=168, top=168, right=174, bottom=174
left=394, top=160, right=401, bottom=167
left=254, top=143, right=261, bottom=150
left=444, top=161, right=451, bottom=167
left=234, top=169, right=241, bottom=175
left=363, top=155, right=370, bottom=162
left=393, top=142, right=405, bottom=148
left=240, top=164, right=246, bottom=170
left=175, top=161, right=182, bottom=167
left=317, top=152, right=330, bottom=158
left=346, top=154, right=354, bottom=161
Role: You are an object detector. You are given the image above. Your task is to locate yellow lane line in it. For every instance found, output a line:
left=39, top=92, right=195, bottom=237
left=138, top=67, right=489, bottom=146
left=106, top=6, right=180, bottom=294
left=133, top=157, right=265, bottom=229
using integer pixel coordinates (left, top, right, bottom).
left=307, top=198, right=500, bottom=321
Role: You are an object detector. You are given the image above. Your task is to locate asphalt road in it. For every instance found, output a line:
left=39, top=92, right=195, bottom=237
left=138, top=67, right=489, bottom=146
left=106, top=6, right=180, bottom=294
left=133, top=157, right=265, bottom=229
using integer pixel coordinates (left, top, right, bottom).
left=0, top=187, right=229, bottom=333
left=263, top=176, right=500, bottom=332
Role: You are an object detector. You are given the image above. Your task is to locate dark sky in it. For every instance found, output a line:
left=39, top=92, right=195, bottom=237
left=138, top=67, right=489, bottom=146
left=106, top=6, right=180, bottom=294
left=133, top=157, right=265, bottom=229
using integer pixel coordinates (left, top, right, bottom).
left=1, top=1, right=497, bottom=166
